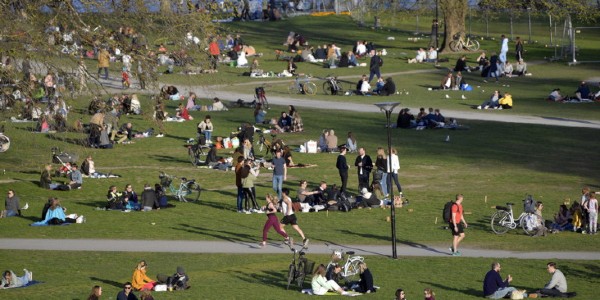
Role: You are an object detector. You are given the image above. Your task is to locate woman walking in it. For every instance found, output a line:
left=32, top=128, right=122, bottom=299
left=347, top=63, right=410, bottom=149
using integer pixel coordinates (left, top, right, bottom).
left=260, top=194, right=291, bottom=247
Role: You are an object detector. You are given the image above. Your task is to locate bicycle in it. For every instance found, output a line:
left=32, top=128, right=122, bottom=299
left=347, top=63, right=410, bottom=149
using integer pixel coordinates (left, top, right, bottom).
left=288, top=75, right=317, bottom=95
left=186, top=138, right=210, bottom=166
left=159, top=172, right=201, bottom=202
left=285, top=243, right=313, bottom=290
left=256, top=132, right=284, bottom=158
left=449, top=34, right=480, bottom=52
left=490, top=196, right=537, bottom=236
left=322, top=75, right=345, bottom=96
left=325, top=244, right=365, bottom=284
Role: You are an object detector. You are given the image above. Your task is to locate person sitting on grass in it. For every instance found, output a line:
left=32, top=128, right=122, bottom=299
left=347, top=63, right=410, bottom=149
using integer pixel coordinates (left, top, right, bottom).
left=132, top=260, right=157, bottom=291
left=141, top=184, right=159, bottom=212
left=1, top=269, right=33, bottom=289
left=311, top=264, right=351, bottom=296
left=477, top=90, right=500, bottom=110
left=116, top=282, right=138, bottom=300
left=550, top=204, right=573, bottom=232
left=275, top=112, right=292, bottom=133
left=358, top=187, right=381, bottom=208
left=354, top=262, right=376, bottom=293
left=498, top=92, right=513, bottom=109
left=483, top=262, right=517, bottom=299
left=1, top=189, right=21, bottom=218
left=574, top=81, right=591, bottom=101
left=32, top=197, right=80, bottom=225
left=548, top=88, right=567, bottom=102
left=535, top=262, right=570, bottom=298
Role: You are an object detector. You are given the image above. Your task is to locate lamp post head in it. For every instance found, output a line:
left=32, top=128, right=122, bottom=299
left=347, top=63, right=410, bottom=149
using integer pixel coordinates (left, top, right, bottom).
left=374, top=102, right=401, bottom=113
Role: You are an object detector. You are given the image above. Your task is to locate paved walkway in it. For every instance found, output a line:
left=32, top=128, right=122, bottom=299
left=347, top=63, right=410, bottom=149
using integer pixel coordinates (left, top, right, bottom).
left=2, top=238, right=599, bottom=259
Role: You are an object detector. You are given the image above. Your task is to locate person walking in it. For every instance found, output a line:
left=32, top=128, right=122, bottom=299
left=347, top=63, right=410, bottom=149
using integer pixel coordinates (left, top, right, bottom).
left=388, top=148, right=402, bottom=197
left=336, top=146, right=349, bottom=194
left=97, top=47, right=110, bottom=80
left=499, top=34, right=509, bottom=69
left=483, top=262, right=517, bottom=299
left=450, top=194, right=468, bottom=256
left=272, top=149, right=286, bottom=200
left=368, top=49, right=382, bottom=83
left=354, top=147, right=373, bottom=192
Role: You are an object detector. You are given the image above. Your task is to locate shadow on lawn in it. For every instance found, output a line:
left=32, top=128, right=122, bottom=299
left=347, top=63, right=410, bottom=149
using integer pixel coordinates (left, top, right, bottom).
left=420, top=281, right=481, bottom=298
left=230, top=269, right=288, bottom=290
left=151, top=154, right=188, bottom=164
left=175, top=223, right=256, bottom=243
left=89, top=276, right=123, bottom=288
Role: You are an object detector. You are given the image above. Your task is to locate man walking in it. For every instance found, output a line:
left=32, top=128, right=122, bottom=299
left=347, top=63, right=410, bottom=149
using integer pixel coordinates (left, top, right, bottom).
left=272, top=149, right=286, bottom=200
left=354, top=147, right=372, bottom=192
left=483, top=262, right=517, bottom=299
left=368, top=49, right=382, bottom=83
left=450, top=194, right=468, bottom=256
left=336, top=146, right=349, bottom=193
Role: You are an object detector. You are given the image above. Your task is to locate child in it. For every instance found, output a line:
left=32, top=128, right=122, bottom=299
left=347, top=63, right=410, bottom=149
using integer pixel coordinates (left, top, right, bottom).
left=570, top=201, right=583, bottom=232
left=588, top=192, right=598, bottom=235
left=424, top=288, right=436, bottom=300
left=121, top=67, right=130, bottom=89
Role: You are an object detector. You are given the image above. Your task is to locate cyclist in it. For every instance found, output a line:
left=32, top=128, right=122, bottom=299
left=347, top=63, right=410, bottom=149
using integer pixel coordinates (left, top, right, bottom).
left=280, top=188, right=309, bottom=247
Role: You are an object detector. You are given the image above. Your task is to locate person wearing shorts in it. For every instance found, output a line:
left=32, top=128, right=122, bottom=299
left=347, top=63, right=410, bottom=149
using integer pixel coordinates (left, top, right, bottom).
left=450, top=194, right=468, bottom=256
left=280, top=188, right=308, bottom=247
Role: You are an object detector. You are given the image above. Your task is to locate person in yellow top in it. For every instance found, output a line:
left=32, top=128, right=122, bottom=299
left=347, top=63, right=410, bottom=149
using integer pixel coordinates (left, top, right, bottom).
left=132, top=260, right=156, bottom=291
left=498, top=92, right=513, bottom=109
left=97, top=48, right=110, bottom=80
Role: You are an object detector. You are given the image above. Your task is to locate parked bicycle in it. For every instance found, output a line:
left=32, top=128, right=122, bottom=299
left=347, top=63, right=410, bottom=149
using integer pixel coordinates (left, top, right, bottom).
left=322, top=75, right=345, bottom=96
left=490, top=195, right=537, bottom=236
left=256, top=132, right=284, bottom=158
left=325, top=244, right=365, bottom=284
left=288, top=75, right=317, bottom=95
left=186, top=138, right=209, bottom=166
left=285, top=243, right=313, bottom=290
left=449, top=34, right=480, bottom=52
left=159, top=172, right=201, bottom=202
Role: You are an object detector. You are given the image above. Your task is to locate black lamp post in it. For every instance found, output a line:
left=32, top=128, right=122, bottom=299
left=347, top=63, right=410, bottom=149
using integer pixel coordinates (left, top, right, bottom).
left=374, top=101, right=400, bottom=259
left=435, top=0, right=439, bottom=49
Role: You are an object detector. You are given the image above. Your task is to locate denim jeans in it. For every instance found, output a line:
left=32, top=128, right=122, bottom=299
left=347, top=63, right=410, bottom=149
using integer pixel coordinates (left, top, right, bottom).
left=488, top=287, right=517, bottom=299
left=380, top=173, right=388, bottom=196
left=273, top=175, right=283, bottom=200
left=236, top=186, right=244, bottom=211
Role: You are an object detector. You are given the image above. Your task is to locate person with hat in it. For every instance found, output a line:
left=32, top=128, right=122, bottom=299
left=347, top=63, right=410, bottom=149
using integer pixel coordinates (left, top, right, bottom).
left=167, top=266, right=189, bottom=291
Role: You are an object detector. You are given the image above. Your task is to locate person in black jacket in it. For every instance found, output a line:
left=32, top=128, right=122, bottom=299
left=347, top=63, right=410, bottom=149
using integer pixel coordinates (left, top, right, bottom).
left=380, top=77, right=396, bottom=96
left=354, top=147, right=373, bottom=192
left=368, top=49, right=381, bottom=82
left=336, top=146, right=349, bottom=193
left=355, top=262, right=376, bottom=293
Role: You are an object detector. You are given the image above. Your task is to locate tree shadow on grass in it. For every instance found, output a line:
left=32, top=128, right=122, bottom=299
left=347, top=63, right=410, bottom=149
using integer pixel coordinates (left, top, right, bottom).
left=419, top=281, right=481, bottom=298
left=151, top=154, right=189, bottom=164
left=89, top=276, right=123, bottom=288
left=174, top=223, right=256, bottom=243
left=75, top=200, right=106, bottom=208
left=230, top=269, right=289, bottom=290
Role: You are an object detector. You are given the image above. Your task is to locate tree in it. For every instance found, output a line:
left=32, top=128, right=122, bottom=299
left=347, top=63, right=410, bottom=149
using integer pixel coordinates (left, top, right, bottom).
left=439, top=0, right=468, bottom=53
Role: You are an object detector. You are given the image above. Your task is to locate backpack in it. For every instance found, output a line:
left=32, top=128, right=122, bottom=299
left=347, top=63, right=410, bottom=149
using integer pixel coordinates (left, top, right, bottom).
left=442, top=201, right=456, bottom=223
left=337, top=192, right=353, bottom=212
left=378, top=57, right=383, bottom=67
left=523, top=195, right=537, bottom=213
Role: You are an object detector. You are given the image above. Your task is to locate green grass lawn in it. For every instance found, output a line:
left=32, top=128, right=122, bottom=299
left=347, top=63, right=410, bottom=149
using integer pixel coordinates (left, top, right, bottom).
left=1, top=13, right=600, bottom=300
left=2, top=250, right=599, bottom=300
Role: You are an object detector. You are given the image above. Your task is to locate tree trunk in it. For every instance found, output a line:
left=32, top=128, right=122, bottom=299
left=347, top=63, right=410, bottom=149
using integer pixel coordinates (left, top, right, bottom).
left=160, top=0, right=172, bottom=14
left=439, top=0, right=467, bottom=53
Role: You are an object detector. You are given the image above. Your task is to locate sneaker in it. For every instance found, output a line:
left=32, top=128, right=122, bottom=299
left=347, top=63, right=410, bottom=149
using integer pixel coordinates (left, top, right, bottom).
left=477, top=105, right=482, bottom=109
left=259, top=241, right=266, bottom=247
left=449, top=246, right=454, bottom=253
left=156, top=134, right=164, bottom=138
left=245, top=210, right=251, bottom=215
left=302, top=238, right=310, bottom=247
left=284, top=237, right=294, bottom=247
left=498, top=107, right=503, bottom=110
left=452, top=251, right=462, bottom=256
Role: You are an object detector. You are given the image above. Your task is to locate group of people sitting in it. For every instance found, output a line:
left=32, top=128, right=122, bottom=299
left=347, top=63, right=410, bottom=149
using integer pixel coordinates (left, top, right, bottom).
left=476, top=90, right=513, bottom=110
left=407, top=46, right=438, bottom=64
left=40, top=163, right=83, bottom=191
left=476, top=51, right=530, bottom=81
left=272, top=105, right=303, bottom=133
left=105, top=183, right=167, bottom=211
left=550, top=188, right=598, bottom=234
left=548, top=81, right=600, bottom=102
left=355, top=74, right=396, bottom=96
left=396, top=107, right=448, bottom=129
left=31, top=197, right=85, bottom=226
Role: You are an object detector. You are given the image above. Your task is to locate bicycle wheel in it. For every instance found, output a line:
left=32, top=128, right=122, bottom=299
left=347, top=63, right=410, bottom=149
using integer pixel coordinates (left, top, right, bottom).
left=520, top=213, right=536, bottom=236
left=490, top=210, right=511, bottom=234
left=343, top=257, right=363, bottom=283
left=182, top=182, right=201, bottom=202
left=323, top=81, right=333, bottom=95
left=288, top=82, right=297, bottom=94
left=303, top=82, right=317, bottom=95
left=286, top=264, right=296, bottom=290
left=188, top=146, right=198, bottom=166
left=449, top=40, right=461, bottom=52
left=296, top=260, right=306, bottom=288
left=466, top=39, right=480, bottom=51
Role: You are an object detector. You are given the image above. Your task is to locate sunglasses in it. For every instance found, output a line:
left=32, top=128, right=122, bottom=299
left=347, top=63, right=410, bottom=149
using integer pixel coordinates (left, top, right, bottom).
left=124, top=287, right=132, bottom=289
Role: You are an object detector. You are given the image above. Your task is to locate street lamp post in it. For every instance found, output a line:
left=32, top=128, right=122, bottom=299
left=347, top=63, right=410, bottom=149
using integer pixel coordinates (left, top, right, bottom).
left=435, top=0, right=439, bottom=49
left=374, top=102, right=400, bottom=259
left=527, top=7, right=532, bottom=43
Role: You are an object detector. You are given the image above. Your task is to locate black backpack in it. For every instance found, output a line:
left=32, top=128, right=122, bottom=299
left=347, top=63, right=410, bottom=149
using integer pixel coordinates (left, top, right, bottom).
left=442, top=201, right=456, bottom=223
left=338, top=192, right=352, bottom=212
left=378, top=57, right=383, bottom=67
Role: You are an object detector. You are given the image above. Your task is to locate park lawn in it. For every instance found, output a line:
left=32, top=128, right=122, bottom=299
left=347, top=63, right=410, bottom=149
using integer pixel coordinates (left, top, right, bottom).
left=1, top=100, right=599, bottom=251
left=1, top=250, right=599, bottom=300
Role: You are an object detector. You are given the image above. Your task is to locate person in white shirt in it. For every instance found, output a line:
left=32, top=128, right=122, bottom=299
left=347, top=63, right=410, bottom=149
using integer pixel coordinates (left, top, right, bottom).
left=426, top=46, right=438, bottom=63
left=122, top=53, right=132, bottom=72
left=387, top=148, right=402, bottom=195
left=356, top=41, right=367, bottom=57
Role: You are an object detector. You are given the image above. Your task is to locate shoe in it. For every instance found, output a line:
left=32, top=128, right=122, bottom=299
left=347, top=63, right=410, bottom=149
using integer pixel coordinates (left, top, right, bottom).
left=156, top=134, right=164, bottom=138
left=245, top=210, right=251, bottom=215
left=284, top=237, right=293, bottom=247
left=477, top=105, right=482, bottom=109
left=483, top=80, right=488, bottom=83
left=498, top=107, right=503, bottom=110
left=452, top=251, right=462, bottom=256
left=303, top=238, right=310, bottom=247
left=259, top=241, right=266, bottom=247
left=449, top=246, right=454, bottom=253
left=528, top=293, right=538, bottom=298
left=21, top=202, right=29, bottom=210
left=255, top=209, right=264, bottom=214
